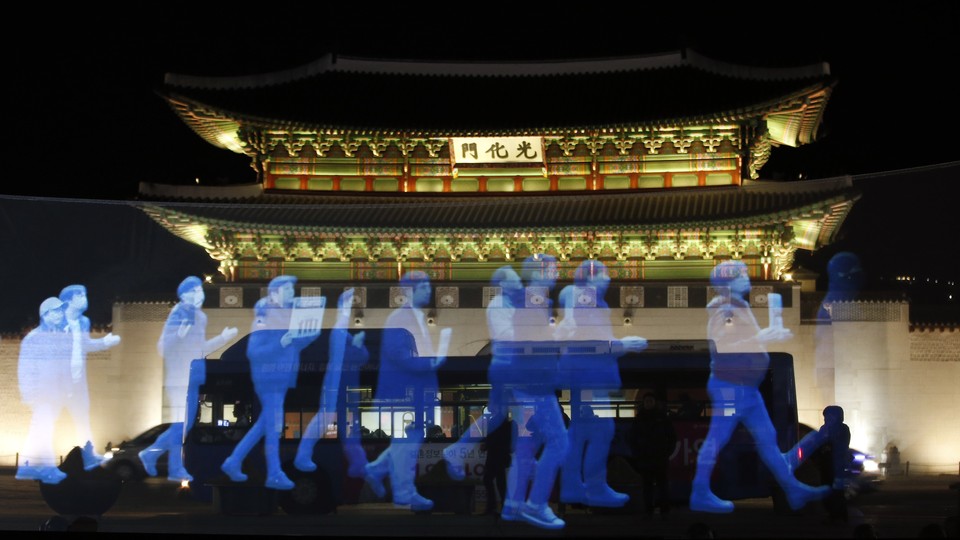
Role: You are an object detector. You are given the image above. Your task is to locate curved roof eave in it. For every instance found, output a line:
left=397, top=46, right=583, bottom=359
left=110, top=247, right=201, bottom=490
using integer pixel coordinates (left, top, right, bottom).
left=163, top=78, right=834, bottom=147
left=164, top=49, right=830, bottom=89
left=140, top=177, right=858, bottom=242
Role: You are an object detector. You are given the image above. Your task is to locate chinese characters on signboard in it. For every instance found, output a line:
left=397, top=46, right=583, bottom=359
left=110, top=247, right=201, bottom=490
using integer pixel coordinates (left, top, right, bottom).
left=451, top=137, right=544, bottom=165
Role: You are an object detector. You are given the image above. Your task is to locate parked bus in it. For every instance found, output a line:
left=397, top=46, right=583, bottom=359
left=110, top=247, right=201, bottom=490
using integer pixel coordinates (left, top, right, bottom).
left=182, top=334, right=799, bottom=515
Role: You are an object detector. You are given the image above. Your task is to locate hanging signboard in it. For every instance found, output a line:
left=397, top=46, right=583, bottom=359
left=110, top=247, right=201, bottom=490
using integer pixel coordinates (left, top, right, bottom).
left=450, top=137, right=545, bottom=165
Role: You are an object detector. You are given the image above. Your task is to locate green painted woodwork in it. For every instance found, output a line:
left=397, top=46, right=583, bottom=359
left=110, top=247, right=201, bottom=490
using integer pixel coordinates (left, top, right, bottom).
left=274, top=177, right=300, bottom=190
left=522, top=178, right=550, bottom=191
left=451, top=178, right=479, bottom=192
left=373, top=178, right=399, bottom=192
left=340, top=177, right=366, bottom=191
left=558, top=177, right=587, bottom=190
left=415, top=178, right=444, bottom=192
left=603, top=176, right=630, bottom=190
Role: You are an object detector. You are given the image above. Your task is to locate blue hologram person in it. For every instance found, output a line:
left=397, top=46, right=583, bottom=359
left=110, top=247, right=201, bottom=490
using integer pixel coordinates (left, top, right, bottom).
left=294, top=287, right=370, bottom=478
left=139, top=276, right=237, bottom=482
left=442, top=266, right=527, bottom=511
left=555, top=259, right=648, bottom=508
left=16, top=297, right=70, bottom=484
left=689, top=260, right=829, bottom=513
left=814, top=252, right=864, bottom=409
left=220, top=275, right=321, bottom=490
left=499, top=254, right=569, bottom=529
left=363, top=271, right=452, bottom=512
left=59, top=284, right=121, bottom=471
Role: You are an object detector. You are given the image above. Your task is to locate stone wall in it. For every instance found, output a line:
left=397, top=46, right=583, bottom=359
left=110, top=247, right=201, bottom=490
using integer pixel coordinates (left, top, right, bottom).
left=1, top=297, right=957, bottom=474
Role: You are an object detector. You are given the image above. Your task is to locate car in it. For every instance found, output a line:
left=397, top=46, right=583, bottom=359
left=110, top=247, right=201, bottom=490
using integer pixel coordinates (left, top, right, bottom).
left=795, top=423, right=883, bottom=498
left=103, top=423, right=173, bottom=481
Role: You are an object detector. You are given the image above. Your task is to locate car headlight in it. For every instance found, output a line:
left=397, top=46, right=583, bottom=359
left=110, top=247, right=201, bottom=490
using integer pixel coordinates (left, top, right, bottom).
left=103, top=451, right=115, bottom=460
left=852, top=452, right=879, bottom=473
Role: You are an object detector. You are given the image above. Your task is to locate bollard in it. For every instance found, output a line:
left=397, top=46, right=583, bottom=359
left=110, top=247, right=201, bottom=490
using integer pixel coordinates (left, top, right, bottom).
left=905, top=461, right=910, bottom=477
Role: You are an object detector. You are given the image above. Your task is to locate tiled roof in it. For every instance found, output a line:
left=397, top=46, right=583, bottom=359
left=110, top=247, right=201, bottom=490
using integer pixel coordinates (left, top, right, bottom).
left=140, top=176, right=859, bottom=237
left=161, top=50, right=834, bottom=134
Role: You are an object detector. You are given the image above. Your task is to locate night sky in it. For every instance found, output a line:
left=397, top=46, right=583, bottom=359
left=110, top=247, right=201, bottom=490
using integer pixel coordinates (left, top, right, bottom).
left=1, top=6, right=957, bottom=331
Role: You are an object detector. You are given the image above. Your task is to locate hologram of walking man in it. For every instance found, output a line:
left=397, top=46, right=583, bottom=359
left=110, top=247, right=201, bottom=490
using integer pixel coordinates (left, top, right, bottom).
left=502, top=254, right=569, bottom=530
left=689, top=260, right=828, bottom=513
left=16, top=297, right=70, bottom=484
left=221, top=275, right=320, bottom=490
left=556, top=259, right=648, bottom=508
left=363, top=270, right=452, bottom=512
left=294, top=287, right=370, bottom=478
left=139, top=276, right=237, bottom=482
left=442, top=265, right=526, bottom=514
left=59, top=284, right=121, bottom=471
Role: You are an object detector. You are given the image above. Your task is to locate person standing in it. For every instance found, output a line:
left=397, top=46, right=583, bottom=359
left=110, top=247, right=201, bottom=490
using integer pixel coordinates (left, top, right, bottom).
left=59, top=284, right=121, bottom=470
left=481, top=402, right=516, bottom=515
left=221, top=275, right=319, bottom=490
left=631, top=392, right=676, bottom=518
left=139, top=276, right=237, bottom=482
left=786, top=405, right=852, bottom=522
left=16, top=297, right=70, bottom=484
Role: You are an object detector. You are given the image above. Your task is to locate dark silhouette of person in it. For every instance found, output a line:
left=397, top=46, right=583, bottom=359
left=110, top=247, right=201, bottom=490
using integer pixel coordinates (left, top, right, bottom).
left=59, top=284, right=121, bottom=471
left=426, top=424, right=447, bottom=441
left=294, top=288, right=370, bottom=478
left=632, top=392, right=677, bottom=518
left=363, top=271, right=451, bottom=512
left=481, top=402, right=516, bottom=515
left=221, top=275, right=320, bottom=490
left=140, top=276, right=237, bottom=482
left=556, top=259, right=647, bottom=508
left=786, top=405, right=852, bottom=522
left=676, top=393, right=705, bottom=419
left=16, top=297, right=70, bottom=484
left=689, top=260, right=828, bottom=513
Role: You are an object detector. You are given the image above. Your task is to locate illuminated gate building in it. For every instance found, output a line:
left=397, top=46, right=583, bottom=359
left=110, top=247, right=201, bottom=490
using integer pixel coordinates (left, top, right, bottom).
left=139, top=50, right=850, bottom=417
left=120, top=51, right=956, bottom=470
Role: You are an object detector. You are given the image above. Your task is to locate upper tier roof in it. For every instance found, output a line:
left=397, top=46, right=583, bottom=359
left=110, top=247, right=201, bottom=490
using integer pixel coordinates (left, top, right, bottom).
left=139, top=176, right=858, bottom=247
left=161, top=49, right=834, bottom=135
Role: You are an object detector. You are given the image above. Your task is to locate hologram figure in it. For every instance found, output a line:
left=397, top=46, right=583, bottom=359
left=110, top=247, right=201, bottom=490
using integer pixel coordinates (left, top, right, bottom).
left=16, top=297, right=70, bottom=484
left=689, top=260, right=828, bottom=513
left=556, top=259, right=648, bottom=508
left=294, top=288, right=370, bottom=478
left=139, top=276, right=237, bottom=482
left=814, top=252, right=864, bottom=410
left=442, top=265, right=532, bottom=518
left=363, top=271, right=452, bottom=512
left=59, top=284, right=121, bottom=470
left=220, top=275, right=321, bottom=490
left=503, top=254, right=569, bottom=529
